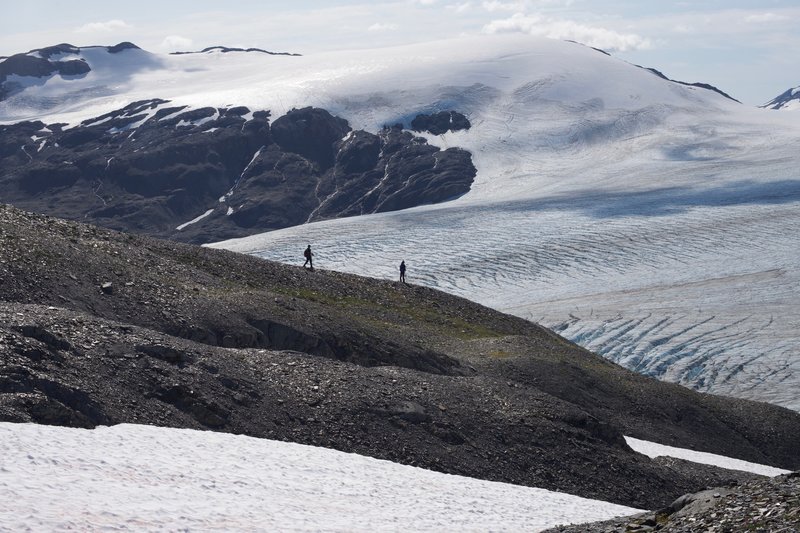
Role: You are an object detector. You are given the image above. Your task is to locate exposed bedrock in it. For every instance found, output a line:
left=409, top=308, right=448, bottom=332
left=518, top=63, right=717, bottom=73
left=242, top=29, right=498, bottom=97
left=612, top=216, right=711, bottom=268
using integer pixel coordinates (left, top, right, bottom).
left=0, top=103, right=476, bottom=244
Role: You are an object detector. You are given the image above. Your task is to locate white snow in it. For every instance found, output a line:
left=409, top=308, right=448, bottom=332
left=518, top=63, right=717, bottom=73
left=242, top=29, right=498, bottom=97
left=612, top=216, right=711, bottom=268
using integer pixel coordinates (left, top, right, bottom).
left=0, top=422, right=642, bottom=532
left=175, top=110, right=219, bottom=128
left=220, top=146, right=265, bottom=204
left=0, top=46, right=161, bottom=123
left=3, top=74, right=50, bottom=91
left=43, top=52, right=82, bottom=62
left=175, top=208, right=214, bottom=230
left=625, top=436, right=791, bottom=477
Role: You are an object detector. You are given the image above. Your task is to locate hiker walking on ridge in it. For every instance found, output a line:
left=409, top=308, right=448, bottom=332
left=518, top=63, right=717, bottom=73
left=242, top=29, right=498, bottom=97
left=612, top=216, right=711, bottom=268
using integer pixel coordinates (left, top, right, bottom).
left=399, top=260, right=406, bottom=284
left=303, top=245, right=314, bottom=270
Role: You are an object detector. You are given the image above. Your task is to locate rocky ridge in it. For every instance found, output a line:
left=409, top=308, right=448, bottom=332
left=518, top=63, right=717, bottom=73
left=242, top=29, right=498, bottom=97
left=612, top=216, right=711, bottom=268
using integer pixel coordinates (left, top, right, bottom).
left=761, top=86, right=800, bottom=110
left=1, top=204, right=799, bottom=510
left=642, top=67, right=741, bottom=103
left=546, top=471, right=800, bottom=532
left=0, top=42, right=141, bottom=102
left=170, top=46, right=300, bottom=56
left=0, top=102, right=475, bottom=244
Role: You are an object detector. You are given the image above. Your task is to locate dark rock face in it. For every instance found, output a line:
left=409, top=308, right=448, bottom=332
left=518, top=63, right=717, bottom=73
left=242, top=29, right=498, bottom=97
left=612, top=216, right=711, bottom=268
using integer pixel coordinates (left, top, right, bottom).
left=642, top=67, right=741, bottom=103
left=271, top=107, right=351, bottom=170
left=761, top=86, right=800, bottom=110
left=411, top=111, right=471, bottom=135
left=108, top=42, right=140, bottom=54
left=56, top=59, right=90, bottom=76
left=0, top=55, right=56, bottom=78
left=0, top=102, right=476, bottom=244
left=36, top=43, right=81, bottom=59
left=170, top=46, right=300, bottom=56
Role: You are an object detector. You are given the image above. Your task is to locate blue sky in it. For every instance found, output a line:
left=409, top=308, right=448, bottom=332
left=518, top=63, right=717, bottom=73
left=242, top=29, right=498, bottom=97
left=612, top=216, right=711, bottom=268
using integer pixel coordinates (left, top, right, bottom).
left=3, top=0, right=798, bottom=104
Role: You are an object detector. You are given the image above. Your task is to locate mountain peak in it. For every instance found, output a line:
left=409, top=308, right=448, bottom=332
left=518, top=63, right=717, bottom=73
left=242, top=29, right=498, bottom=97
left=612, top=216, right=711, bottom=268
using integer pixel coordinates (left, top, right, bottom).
left=170, top=45, right=300, bottom=56
left=761, top=86, right=800, bottom=110
left=0, top=41, right=151, bottom=103
left=107, top=41, right=141, bottom=54
left=33, top=43, right=80, bottom=58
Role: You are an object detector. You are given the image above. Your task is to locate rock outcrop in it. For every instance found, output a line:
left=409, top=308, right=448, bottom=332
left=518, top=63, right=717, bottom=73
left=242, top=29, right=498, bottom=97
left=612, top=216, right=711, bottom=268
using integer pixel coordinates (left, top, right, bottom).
left=761, top=86, right=800, bottom=110
left=0, top=42, right=142, bottom=101
left=546, top=471, right=800, bottom=532
left=0, top=103, right=476, bottom=243
left=411, top=111, right=471, bottom=135
left=170, top=46, right=300, bottom=56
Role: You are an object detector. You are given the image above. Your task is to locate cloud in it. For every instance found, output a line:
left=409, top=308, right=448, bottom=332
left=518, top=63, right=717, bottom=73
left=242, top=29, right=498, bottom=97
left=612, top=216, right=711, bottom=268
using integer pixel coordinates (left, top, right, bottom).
left=482, top=1, right=527, bottom=11
left=672, top=24, right=694, bottom=34
left=160, top=35, right=193, bottom=51
left=76, top=19, right=131, bottom=33
left=368, top=22, right=399, bottom=32
left=409, top=0, right=438, bottom=5
left=446, top=2, right=473, bottom=13
left=482, top=13, right=652, bottom=52
left=745, top=12, right=789, bottom=23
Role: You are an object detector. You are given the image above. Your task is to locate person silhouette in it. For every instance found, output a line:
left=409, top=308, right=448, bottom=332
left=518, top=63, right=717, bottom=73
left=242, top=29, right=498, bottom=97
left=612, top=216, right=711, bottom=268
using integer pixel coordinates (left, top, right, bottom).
left=303, top=245, right=314, bottom=270
left=399, top=260, right=406, bottom=283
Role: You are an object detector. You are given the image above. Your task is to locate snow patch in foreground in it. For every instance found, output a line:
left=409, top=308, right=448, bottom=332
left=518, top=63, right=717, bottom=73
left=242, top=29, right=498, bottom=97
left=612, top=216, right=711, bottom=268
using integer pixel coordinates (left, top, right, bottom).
left=625, top=436, right=791, bottom=477
left=0, top=422, right=640, bottom=532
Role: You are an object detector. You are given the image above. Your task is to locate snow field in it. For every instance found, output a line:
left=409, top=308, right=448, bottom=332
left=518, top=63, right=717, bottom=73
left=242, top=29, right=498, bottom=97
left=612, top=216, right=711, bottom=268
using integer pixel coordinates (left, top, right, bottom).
left=625, top=437, right=791, bottom=478
left=0, top=422, right=642, bottom=532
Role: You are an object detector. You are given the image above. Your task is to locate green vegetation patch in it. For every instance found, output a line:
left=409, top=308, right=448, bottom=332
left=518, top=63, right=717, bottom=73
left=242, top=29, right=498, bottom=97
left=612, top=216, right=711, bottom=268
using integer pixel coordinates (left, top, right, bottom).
left=271, top=285, right=501, bottom=340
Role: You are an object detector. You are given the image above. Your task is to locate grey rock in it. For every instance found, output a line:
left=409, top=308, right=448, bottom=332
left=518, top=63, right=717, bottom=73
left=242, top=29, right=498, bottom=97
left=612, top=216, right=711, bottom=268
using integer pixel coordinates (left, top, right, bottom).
left=0, top=101, right=476, bottom=244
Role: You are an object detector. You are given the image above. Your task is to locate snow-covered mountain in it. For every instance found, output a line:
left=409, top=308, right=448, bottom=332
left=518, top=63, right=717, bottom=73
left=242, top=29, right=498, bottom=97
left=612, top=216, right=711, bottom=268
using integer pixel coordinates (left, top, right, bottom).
left=0, top=42, right=154, bottom=107
left=2, top=35, right=799, bottom=411
left=761, top=86, right=800, bottom=110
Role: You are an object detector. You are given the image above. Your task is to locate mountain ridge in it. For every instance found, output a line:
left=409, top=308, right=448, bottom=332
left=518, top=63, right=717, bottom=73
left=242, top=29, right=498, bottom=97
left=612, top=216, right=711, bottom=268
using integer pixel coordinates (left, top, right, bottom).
left=1, top=204, right=799, bottom=511
left=0, top=101, right=476, bottom=243
left=0, top=42, right=148, bottom=103
left=761, top=85, right=800, bottom=110
left=170, top=45, right=300, bottom=56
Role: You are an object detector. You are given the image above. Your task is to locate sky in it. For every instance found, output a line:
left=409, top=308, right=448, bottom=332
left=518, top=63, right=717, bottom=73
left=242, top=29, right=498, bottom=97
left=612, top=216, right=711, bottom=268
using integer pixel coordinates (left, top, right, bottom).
left=2, top=0, right=799, bottom=105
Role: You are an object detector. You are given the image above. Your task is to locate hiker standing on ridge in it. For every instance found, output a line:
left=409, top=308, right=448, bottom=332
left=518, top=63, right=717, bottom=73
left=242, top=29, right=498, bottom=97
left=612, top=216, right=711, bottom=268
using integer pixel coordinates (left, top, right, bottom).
left=399, top=260, right=406, bottom=283
left=303, top=245, right=314, bottom=270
